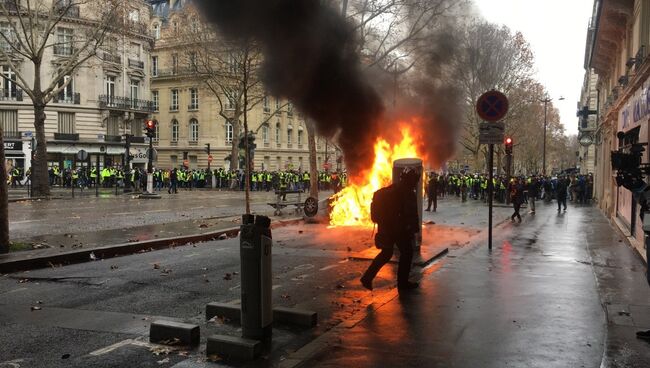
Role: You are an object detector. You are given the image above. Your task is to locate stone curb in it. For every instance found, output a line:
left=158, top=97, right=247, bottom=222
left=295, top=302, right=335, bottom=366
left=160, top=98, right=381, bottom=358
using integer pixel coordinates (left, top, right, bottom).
left=0, top=217, right=302, bottom=274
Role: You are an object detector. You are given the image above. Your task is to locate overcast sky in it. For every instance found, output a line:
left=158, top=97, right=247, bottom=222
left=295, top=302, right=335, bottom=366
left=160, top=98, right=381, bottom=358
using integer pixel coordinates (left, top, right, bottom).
left=474, top=0, right=594, bottom=136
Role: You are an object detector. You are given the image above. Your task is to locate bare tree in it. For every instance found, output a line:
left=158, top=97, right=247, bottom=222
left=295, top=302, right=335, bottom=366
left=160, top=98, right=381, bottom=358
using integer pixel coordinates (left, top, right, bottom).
left=0, top=0, right=123, bottom=197
left=0, top=128, right=8, bottom=253
left=450, top=21, right=535, bottom=171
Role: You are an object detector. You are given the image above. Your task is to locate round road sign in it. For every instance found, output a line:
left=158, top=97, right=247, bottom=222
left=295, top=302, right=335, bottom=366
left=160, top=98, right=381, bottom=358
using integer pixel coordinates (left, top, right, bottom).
left=76, top=150, right=89, bottom=161
left=476, top=90, right=509, bottom=122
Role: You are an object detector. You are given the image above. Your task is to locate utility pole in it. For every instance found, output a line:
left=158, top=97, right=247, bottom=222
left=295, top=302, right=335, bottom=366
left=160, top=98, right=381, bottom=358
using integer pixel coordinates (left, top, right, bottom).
left=541, top=97, right=551, bottom=176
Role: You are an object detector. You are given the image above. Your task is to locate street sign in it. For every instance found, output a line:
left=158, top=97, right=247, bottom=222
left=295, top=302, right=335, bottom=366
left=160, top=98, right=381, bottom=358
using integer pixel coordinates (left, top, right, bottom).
left=479, top=122, right=505, bottom=145
left=477, top=90, right=509, bottom=122
left=208, top=154, right=213, bottom=163
left=76, top=149, right=89, bottom=161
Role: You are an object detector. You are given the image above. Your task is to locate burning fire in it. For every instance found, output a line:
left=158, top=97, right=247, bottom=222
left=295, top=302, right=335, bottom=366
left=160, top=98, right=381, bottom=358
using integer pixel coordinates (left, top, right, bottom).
left=329, top=125, right=425, bottom=227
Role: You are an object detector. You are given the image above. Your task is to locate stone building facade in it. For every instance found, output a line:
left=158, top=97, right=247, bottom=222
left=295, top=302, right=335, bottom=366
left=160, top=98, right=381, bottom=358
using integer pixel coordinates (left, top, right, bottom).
left=0, top=0, right=156, bottom=173
left=148, top=0, right=340, bottom=172
left=585, top=0, right=650, bottom=258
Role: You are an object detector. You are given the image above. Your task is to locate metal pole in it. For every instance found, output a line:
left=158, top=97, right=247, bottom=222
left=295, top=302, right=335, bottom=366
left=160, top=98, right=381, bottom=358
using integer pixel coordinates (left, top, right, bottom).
left=95, top=154, right=99, bottom=197
left=542, top=99, right=548, bottom=175
left=488, top=144, right=494, bottom=250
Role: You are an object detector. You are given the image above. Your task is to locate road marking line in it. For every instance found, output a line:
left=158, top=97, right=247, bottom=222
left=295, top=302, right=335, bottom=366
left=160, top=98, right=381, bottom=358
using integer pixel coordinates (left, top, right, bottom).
left=229, top=284, right=241, bottom=291
left=89, top=339, right=135, bottom=356
left=10, top=219, right=45, bottom=224
left=319, top=265, right=338, bottom=271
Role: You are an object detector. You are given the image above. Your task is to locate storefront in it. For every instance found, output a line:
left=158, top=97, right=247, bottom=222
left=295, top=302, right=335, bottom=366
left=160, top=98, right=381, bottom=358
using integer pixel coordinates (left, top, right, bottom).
left=616, top=79, right=650, bottom=247
left=4, top=139, right=25, bottom=174
left=44, top=142, right=149, bottom=170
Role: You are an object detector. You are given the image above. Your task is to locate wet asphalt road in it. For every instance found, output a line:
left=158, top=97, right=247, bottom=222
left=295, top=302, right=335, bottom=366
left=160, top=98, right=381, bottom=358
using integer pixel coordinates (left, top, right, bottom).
left=2, top=198, right=649, bottom=367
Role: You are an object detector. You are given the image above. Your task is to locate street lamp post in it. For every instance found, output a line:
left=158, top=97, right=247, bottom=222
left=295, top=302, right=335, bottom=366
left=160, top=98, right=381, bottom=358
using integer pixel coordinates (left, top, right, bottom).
left=539, top=96, right=564, bottom=176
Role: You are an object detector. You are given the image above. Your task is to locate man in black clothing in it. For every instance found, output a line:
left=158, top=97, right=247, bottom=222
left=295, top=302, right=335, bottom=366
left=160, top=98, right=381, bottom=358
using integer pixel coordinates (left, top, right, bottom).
left=361, top=169, right=421, bottom=292
left=425, top=172, right=438, bottom=212
left=168, top=168, right=178, bottom=194
left=556, top=176, right=568, bottom=212
left=510, top=177, right=524, bottom=222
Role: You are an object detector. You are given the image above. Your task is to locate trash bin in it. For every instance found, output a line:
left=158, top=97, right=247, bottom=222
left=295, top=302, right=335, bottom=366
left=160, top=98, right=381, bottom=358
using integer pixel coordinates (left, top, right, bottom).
left=239, top=214, right=273, bottom=340
left=392, top=158, right=423, bottom=249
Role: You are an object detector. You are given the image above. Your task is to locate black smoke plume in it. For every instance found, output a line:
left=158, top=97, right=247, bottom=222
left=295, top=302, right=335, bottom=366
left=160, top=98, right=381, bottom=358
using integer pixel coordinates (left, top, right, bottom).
left=193, top=0, right=383, bottom=176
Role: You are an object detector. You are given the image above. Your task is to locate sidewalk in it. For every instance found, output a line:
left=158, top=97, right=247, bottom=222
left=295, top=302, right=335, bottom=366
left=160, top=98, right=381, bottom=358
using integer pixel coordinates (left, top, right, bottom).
left=290, top=202, right=650, bottom=368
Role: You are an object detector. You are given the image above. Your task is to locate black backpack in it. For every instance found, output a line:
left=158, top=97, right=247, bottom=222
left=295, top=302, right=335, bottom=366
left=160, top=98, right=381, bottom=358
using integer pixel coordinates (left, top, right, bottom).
left=371, top=185, right=396, bottom=226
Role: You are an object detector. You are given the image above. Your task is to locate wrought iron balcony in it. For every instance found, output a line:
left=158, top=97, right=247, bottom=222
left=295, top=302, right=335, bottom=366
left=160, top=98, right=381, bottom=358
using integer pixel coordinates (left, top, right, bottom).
left=55, top=4, right=80, bottom=18
left=3, top=131, right=22, bottom=139
left=53, top=45, right=74, bottom=57
left=0, top=88, right=23, bottom=101
left=53, top=92, right=80, bottom=104
left=152, top=67, right=198, bottom=78
left=54, top=133, right=79, bottom=141
left=99, top=95, right=155, bottom=113
left=128, top=58, right=144, bottom=69
left=101, top=51, right=121, bottom=64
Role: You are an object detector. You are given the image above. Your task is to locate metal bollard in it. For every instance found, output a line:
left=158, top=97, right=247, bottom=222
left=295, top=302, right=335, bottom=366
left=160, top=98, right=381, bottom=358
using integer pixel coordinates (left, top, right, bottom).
left=239, top=214, right=273, bottom=340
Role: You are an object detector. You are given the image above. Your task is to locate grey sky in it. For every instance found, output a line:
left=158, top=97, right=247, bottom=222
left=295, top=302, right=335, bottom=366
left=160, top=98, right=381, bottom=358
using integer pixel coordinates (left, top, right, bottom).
left=475, top=0, right=594, bottom=136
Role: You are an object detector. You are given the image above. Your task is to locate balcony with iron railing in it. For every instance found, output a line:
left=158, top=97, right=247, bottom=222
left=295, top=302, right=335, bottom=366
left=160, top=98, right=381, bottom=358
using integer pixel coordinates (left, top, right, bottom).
left=55, top=4, right=80, bottom=18
left=128, top=58, right=144, bottom=69
left=53, top=45, right=74, bottom=57
left=101, top=51, right=121, bottom=64
left=99, top=95, right=155, bottom=113
left=53, top=92, right=80, bottom=105
left=3, top=131, right=22, bottom=139
left=0, top=88, right=23, bottom=101
left=54, top=132, right=79, bottom=141
left=152, top=67, right=199, bottom=78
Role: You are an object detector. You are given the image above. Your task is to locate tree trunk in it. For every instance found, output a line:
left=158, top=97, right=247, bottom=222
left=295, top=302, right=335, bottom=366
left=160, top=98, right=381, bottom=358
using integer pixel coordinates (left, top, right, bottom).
left=306, top=119, right=319, bottom=199
left=243, top=96, right=250, bottom=215
left=0, top=128, right=9, bottom=253
left=32, top=101, right=50, bottom=197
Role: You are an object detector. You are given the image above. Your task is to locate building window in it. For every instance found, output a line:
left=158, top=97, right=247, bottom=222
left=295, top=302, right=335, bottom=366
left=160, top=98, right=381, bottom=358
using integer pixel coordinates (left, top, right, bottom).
left=275, top=122, right=281, bottom=146
left=57, top=112, right=75, bottom=134
left=226, top=95, right=235, bottom=110
left=171, top=89, right=179, bottom=111
left=0, top=22, right=17, bottom=52
left=130, top=42, right=140, bottom=60
left=105, top=76, right=115, bottom=97
left=228, top=53, right=237, bottom=73
left=130, top=79, right=139, bottom=101
left=56, top=27, right=73, bottom=56
left=297, top=128, right=303, bottom=146
left=152, top=56, right=158, bottom=77
left=189, top=52, right=197, bottom=71
left=152, top=90, right=159, bottom=111
left=0, top=110, right=18, bottom=135
left=172, top=54, right=178, bottom=74
left=263, top=95, right=270, bottom=113
left=190, top=17, right=199, bottom=33
left=189, top=118, right=199, bottom=142
left=131, top=118, right=143, bottom=137
left=2, top=65, right=17, bottom=97
left=153, top=123, right=159, bottom=142
left=128, top=9, right=140, bottom=22
left=262, top=124, right=269, bottom=144
left=225, top=120, right=233, bottom=144
left=56, top=75, right=74, bottom=103
left=106, top=115, right=119, bottom=136
left=153, top=23, right=160, bottom=39
left=171, top=119, right=179, bottom=142
left=189, top=88, right=199, bottom=110
left=287, top=102, right=293, bottom=117
left=275, top=97, right=280, bottom=111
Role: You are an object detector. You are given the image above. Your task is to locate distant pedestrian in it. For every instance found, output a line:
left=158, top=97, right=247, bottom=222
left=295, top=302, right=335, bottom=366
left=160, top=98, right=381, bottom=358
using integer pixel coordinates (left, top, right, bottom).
left=361, top=169, right=421, bottom=292
left=509, top=177, right=524, bottom=223
left=556, top=176, right=568, bottom=212
left=425, top=172, right=438, bottom=212
left=168, top=168, right=178, bottom=194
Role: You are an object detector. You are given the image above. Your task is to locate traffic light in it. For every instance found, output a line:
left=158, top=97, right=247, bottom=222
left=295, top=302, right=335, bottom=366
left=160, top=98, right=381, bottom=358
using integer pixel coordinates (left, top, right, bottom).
left=505, top=137, right=513, bottom=155
left=144, top=119, right=157, bottom=138
left=204, top=143, right=211, bottom=155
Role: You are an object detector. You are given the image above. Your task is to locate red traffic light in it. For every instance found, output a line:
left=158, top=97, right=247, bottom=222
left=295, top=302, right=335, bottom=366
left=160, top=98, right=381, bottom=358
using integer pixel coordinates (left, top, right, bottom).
left=145, top=119, right=157, bottom=129
left=505, top=137, right=513, bottom=145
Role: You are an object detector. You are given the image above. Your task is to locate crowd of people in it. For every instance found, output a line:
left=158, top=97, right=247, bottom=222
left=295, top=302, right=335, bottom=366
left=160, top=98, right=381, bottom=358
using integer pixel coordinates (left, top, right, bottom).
left=425, top=172, right=595, bottom=220
left=6, top=165, right=348, bottom=194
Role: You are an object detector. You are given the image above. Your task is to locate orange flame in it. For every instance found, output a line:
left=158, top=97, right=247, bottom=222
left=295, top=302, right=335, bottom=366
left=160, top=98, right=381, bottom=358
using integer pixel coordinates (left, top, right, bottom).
left=329, top=125, right=425, bottom=227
